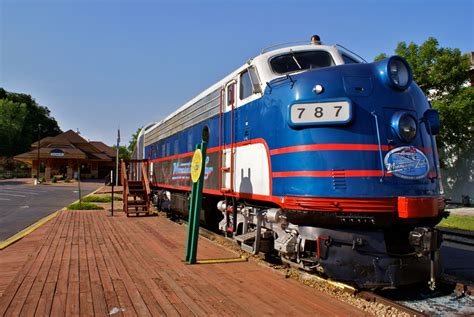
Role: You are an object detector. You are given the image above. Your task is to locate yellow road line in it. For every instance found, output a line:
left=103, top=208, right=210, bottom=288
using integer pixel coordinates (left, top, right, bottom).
left=196, top=255, right=248, bottom=264
left=0, top=185, right=106, bottom=250
left=0, top=210, right=60, bottom=250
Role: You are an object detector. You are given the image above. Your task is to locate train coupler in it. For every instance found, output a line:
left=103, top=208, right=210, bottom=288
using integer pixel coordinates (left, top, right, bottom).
left=408, top=227, right=442, bottom=290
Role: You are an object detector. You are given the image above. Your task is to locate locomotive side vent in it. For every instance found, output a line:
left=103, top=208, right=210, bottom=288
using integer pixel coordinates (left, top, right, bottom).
left=332, top=169, right=347, bottom=190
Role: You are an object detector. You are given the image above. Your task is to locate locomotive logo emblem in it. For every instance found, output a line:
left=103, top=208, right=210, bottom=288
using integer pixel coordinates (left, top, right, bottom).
left=384, top=146, right=429, bottom=180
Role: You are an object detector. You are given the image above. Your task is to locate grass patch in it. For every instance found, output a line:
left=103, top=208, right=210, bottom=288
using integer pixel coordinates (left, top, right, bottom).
left=82, top=195, right=122, bottom=203
left=67, top=202, right=104, bottom=210
left=437, top=214, right=474, bottom=231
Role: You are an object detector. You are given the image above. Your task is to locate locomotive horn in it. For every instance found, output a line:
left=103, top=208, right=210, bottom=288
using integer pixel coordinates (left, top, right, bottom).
left=311, top=35, right=321, bottom=45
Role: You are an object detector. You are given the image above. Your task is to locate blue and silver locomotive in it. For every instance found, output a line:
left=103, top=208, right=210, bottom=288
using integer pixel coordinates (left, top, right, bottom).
left=135, top=35, right=445, bottom=288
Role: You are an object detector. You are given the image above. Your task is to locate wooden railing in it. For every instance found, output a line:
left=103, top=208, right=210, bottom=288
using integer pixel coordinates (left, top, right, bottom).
left=121, top=160, right=129, bottom=212
left=121, top=159, right=151, bottom=215
left=141, top=163, right=151, bottom=197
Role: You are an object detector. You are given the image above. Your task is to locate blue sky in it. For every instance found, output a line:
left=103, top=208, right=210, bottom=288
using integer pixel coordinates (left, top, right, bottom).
left=1, top=0, right=473, bottom=146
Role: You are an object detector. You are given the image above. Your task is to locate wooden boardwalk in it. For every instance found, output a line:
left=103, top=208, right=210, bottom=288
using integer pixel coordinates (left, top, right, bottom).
left=0, top=210, right=364, bottom=316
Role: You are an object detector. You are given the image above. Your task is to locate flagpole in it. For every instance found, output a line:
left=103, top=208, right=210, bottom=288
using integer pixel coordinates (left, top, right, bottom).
left=115, top=128, right=120, bottom=186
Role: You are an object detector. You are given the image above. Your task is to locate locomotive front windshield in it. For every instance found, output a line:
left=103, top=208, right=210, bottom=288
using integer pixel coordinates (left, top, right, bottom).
left=270, top=51, right=335, bottom=74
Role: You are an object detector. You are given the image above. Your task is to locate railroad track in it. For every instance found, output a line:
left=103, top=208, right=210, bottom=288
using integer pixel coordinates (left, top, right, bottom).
left=172, top=216, right=474, bottom=316
left=438, top=227, right=474, bottom=247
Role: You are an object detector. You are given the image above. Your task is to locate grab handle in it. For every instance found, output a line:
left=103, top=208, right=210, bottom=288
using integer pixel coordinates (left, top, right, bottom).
left=371, top=111, right=385, bottom=183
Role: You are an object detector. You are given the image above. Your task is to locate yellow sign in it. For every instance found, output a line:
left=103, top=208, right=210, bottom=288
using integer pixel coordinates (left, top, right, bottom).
left=191, top=149, right=203, bottom=183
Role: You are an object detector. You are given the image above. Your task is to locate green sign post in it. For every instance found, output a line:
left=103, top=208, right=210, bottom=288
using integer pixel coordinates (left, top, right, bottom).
left=185, top=140, right=207, bottom=264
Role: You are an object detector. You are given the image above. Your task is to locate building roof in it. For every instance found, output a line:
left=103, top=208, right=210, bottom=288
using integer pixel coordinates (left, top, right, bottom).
left=32, top=129, right=89, bottom=148
left=15, top=129, right=116, bottom=163
left=90, top=141, right=117, bottom=158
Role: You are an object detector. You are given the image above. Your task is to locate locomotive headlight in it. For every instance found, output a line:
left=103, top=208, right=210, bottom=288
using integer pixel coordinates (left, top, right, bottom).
left=392, top=111, right=417, bottom=142
left=376, top=56, right=413, bottom=90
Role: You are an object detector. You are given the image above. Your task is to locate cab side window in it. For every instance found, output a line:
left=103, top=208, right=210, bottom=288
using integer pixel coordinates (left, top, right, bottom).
left=240, top=70, right=252, bottom=100
left=342, top=54, right=359, bottom=64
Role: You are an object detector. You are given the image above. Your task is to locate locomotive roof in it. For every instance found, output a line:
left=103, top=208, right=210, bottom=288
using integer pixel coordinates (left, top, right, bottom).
left=142, top=43, right=344, bottom=138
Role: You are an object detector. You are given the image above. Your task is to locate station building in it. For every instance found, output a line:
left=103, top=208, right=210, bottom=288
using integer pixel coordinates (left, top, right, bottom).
left=14, top=129, right=116, bottom=181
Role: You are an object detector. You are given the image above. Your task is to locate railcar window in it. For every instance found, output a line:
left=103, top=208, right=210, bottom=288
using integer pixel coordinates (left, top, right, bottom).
left=342, top=54, right=359, bottom=64
left=270, top=51, right=335, bottom=74
left=174, top=140, right=179, bottom=155
left=240, top=70, right=252, bottom=100
left=226, top=83, right=235, bottom=107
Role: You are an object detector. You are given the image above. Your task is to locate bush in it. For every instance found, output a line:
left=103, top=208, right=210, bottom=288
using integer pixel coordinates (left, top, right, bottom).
left=67, top=202, right=103, bottom=210
left=51, top=176, right=57, bottom=183
left=65, top=177, right=71, bottom=183
left=82, top=195, right=121, bottom=203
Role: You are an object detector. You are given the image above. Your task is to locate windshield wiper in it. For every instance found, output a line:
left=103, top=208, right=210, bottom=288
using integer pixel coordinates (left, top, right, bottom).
left=290, top=51, right=302, bottom=70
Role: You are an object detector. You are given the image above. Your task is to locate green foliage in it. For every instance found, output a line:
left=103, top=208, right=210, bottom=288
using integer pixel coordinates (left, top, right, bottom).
left=375, top=37, right=472, bottom=170
left=433, top=87, right=474, bottom=168
left=374, top=53, right=388, bottom=61
left=392, top=37, right=470, bottom=100
left=67, top=202, right=104, bottom=210
left=82, top=194, right=121, bottom=202
left=0, top=88, right=62, bottom=157
left=112, top=145, right=131, bottom=161
left=128, top=128, right=141, bottom=154
left=51, top=176, right=57, bottom=183
left=437, top=214, right=474, bottom=231
left=0, top=99, right=28, bottom=156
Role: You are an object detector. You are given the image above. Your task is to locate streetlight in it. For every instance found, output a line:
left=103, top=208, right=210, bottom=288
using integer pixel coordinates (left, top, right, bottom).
left=36, top=123, right=41, bottom=185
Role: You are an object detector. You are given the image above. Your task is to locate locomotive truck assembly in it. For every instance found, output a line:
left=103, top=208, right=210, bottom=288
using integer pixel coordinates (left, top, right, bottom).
left=132, top=35, right=445, bottom=288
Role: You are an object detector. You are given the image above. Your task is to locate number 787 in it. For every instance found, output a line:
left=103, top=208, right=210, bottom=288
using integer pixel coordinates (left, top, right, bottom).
left=296, top=106, right=343, bottom=119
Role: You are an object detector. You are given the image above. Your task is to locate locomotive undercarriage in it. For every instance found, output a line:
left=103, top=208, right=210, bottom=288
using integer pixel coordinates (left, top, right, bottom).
left=216, top=200, right=442, bottom=289
left=153, top=190, right=441, bottom=289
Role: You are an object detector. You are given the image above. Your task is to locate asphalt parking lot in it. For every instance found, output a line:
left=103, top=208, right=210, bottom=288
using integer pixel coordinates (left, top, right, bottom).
left=0, top=179, right=102, bottom=241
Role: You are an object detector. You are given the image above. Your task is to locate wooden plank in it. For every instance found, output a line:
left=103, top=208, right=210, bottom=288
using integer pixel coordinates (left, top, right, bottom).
left=78, top=212, right=94, bottom=316
left=50, top=211, right=75, bottom=315
left=95, top=214, right=151, bottom=316
left=131, top=221, right=244, bottom=314
left=83, top=212, right=108, bottom=316
left=0, top=212, right=63, bottom=315
left=111, top=218, right=231, bottom=316
left=35, top=211, right=72, bottom=315
left=87, top=212, right=124, bottom=316
left=98, top=216, right=172, bottom=317
left=20, top=209, right=70, bottom=315
left=65, top=212, right=80, bottom=316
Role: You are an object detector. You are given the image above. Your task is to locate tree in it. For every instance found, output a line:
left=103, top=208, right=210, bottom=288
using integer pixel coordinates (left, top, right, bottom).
left=128, top=128, right=141, bottom=154
left=0, top=99, right=28, bottom=156
left=375, top=38, right=470, bottom=101
left=376, top=38, right=473, bottom=199
left=0, top=88, right=62, bottom=157
left=112, top=145, right=131, bottom=161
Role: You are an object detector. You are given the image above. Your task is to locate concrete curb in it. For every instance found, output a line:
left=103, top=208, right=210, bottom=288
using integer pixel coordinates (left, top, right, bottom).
left=0, top=210, right=60, bottom=250
left=0, top=185, right=105, bottom=250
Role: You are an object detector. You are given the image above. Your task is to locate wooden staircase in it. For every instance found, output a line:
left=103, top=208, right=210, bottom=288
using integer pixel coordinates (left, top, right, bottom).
left=121, top=160, right=152, bottom=216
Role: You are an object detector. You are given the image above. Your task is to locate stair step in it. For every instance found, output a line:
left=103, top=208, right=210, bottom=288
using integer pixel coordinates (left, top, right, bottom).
left=234, top=231, right=257, bottom=243
left=128, top=200, right=147, bottom=204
